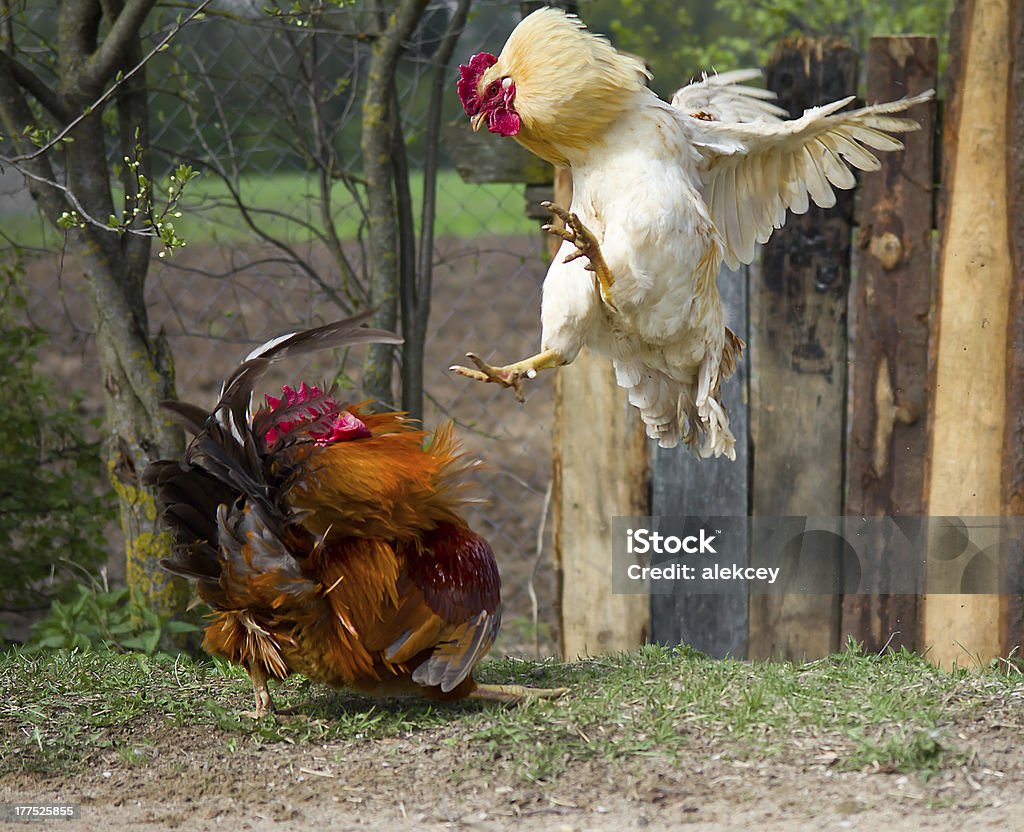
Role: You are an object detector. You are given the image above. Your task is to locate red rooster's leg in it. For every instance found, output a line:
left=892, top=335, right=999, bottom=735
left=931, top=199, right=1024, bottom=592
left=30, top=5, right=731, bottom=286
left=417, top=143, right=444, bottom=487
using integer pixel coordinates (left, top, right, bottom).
left=246, top=664, right=275, bottom=718
left=468, top=683, right=568, bottom=705
left=541, top=201, right=616, bottom=311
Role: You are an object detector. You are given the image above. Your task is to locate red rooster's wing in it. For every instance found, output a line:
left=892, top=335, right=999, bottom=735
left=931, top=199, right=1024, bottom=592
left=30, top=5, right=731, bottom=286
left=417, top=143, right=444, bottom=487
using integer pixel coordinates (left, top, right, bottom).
left=361, top=523, right=501, bottom=694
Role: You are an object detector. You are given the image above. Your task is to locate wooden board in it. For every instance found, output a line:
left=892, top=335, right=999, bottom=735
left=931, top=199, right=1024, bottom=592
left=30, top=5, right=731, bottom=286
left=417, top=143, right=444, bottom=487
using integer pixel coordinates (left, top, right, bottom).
left=747, top=39, right=858, bottom=661
left=443, top=120, right=553, bottom=186
left=551, top=166, right=650, bottom=659
left=1004, top=0, right=1024, bottom=657
left=553, top=356, right=650, bottom=658
left=650, top=265, right=750, bottom=658
left=841, top=36, right=938, bottom=653
left=923, top=0, right=1011, bottom=668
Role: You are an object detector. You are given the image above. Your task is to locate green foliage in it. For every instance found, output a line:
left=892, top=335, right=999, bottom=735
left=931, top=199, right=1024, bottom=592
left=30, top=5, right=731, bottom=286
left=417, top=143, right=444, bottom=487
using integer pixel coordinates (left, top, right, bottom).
left=171, top=170, right=530, bottom=245
left=5, top=170, right=532, bottom=250
left=582, top=0, right=952, bottom=95
left=26, top=583, right=200, bottom=655
left=847, top=727, right=953, bottom=779
left=118, top=139, right=202, bottom=258
left=0, top=263, right=114, bottom=613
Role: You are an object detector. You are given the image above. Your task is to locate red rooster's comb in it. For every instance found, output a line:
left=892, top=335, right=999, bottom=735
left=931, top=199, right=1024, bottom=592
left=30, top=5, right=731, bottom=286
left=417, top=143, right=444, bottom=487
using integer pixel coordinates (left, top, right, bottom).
left=457, top=52, right=498, bottom=115
left=263, top=383, right=371, bottom=446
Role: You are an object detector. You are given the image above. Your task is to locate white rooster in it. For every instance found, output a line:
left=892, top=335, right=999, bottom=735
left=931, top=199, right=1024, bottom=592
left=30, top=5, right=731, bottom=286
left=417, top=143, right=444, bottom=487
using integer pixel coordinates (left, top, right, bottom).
left=452, top=7, right=932, bottom=458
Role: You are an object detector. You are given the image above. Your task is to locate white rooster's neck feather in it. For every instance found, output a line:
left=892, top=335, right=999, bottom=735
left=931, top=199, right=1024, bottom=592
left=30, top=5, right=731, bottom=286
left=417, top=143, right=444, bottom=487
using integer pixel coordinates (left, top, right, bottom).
left=483, top=7, right=651, bottom=166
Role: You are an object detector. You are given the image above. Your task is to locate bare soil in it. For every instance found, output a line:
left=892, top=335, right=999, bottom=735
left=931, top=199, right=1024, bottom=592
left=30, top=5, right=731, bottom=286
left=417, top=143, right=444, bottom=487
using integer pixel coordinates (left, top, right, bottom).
left=2, top=708, right=1021, bottom=831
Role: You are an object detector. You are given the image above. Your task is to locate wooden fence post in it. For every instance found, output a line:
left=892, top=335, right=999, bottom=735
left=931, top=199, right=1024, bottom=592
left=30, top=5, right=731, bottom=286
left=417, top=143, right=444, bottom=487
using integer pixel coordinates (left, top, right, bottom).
left=923, top=0, right=1015, bottom=668
left=841, top=36, right=938, bottom=653
left=747, top=39, right=858, bottom=661
left=552, top=166, right=650, bottom=659
left=1004, top=0, right=1024, bottom=657
left=650, top=266, right=750, bottom=657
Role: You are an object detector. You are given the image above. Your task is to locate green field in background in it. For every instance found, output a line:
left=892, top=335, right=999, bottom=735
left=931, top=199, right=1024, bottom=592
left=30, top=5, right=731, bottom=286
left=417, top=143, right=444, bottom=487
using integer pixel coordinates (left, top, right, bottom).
left=0, top=169, right=535, bottom=250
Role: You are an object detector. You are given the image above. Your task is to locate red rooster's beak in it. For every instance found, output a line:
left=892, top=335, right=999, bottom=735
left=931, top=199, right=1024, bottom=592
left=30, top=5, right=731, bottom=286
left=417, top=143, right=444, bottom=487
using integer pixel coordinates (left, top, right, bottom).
left=471, top=111, right=487, bottom=132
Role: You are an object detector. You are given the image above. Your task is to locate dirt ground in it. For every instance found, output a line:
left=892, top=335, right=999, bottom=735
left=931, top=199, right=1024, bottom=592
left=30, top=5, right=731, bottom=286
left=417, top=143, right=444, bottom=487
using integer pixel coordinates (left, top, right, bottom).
left=3, top=709, right=1020, bottom=831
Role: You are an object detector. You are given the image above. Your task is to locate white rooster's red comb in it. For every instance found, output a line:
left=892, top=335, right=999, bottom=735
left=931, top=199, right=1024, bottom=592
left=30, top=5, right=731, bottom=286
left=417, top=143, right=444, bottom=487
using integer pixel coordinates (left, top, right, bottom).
left=457, top=52, right=497, bottom=115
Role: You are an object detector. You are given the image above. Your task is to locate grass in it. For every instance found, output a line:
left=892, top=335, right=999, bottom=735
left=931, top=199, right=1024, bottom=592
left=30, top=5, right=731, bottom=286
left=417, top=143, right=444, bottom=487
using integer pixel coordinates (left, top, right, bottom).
left=0, top=169, right=534, bottom=251
left=2, top=644, right=1020, bottom=783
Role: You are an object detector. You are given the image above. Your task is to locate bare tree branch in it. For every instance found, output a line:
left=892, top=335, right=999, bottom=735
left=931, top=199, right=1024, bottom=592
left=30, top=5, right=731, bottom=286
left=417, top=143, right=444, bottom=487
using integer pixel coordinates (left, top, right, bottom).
left=297, top=17, right=365, bottom=305
left=175, top=22, right=368, bottom=312
left=85, top=0, right=157, bottom=87
left=13, top=163, right=121, bottom=232
left=199, top=169, right=355, bottom=314
left=402, top=0, right=472, bottom=418
left=156, top=254, right=331, bottom=282
left=0, top=61, right=66, bottom=223
left=11, top=0, right=211, bottom=164
left=390, top=81, right=417, bottom=414
left=0, top=52, right=68, bottom=121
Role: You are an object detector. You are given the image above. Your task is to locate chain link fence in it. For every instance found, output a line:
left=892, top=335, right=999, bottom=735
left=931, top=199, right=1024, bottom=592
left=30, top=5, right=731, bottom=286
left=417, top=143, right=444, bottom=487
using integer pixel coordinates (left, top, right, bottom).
left=3, top=0, right=559, bottom=654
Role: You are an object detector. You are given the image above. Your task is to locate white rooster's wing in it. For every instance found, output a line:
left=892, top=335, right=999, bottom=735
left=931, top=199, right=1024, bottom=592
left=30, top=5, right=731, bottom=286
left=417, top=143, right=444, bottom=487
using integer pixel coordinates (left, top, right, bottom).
left=670, top=69, right=787, bottom=123
left=684, top=90, right=934, bottom=269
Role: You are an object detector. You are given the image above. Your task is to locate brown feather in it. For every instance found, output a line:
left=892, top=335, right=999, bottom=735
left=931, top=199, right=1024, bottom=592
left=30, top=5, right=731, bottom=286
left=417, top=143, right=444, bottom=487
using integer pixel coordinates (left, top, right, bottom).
left=279, top=410, right=473, bottom=543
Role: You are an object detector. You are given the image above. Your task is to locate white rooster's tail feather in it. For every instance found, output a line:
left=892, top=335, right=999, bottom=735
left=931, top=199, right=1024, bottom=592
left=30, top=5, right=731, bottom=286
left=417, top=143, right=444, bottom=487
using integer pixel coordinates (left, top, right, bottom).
left=613, top=359, right=736, bottom=459
left=686, top=392, right=736, bottom=460
left=618, top=362, right=679, bottom=448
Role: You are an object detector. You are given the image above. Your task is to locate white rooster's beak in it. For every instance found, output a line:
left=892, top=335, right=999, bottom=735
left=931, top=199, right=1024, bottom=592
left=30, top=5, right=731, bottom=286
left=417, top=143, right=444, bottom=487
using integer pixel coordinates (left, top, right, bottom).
left=471, top=111, right=487, bottom=132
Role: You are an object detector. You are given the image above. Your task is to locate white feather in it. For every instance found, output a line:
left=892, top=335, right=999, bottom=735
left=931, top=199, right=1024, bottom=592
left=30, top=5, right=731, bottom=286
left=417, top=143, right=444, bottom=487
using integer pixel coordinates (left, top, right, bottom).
left=688, top=90, right=932, bottom=264
left=245, top=331, right=298, bottom=361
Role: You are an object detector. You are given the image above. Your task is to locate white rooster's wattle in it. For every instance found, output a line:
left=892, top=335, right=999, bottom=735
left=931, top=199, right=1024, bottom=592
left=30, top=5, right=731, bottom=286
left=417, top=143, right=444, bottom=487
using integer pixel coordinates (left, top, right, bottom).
left=453, top=8, right=933, bottom=459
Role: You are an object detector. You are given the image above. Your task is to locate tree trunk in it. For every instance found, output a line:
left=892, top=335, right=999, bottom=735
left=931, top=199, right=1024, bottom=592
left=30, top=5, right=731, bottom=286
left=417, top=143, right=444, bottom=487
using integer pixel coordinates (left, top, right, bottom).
left=0, top=0, right=187, bottom=623
left=360, top=0, right=428, bottom=405
left=79, top=242, right=185, bottom=620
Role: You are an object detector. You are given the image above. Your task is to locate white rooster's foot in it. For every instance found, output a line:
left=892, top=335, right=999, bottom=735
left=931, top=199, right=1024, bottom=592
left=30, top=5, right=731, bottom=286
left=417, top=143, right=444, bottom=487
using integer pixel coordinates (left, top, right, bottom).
left=541, top=201, right=617, bottom=310
left=449, top=353, right=531, bottom=402
left=449, top=349, right=565, bottom=403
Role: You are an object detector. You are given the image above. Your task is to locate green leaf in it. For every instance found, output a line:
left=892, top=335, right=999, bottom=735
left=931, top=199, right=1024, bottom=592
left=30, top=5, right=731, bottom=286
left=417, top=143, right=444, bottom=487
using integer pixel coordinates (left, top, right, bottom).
left=165, top=620, right=201, bottom=634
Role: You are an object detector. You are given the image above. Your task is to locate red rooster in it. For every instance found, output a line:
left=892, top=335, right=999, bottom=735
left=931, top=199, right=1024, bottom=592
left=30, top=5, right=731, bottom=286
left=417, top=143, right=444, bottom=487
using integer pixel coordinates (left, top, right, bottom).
left=145, top=315, right=564, bottom=716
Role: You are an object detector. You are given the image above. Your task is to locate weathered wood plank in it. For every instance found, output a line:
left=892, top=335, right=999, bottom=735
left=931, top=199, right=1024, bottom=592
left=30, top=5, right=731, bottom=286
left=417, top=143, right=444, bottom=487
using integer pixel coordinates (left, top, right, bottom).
left=747, top=39, right=858, bottom=661
left=1002, top=0, right=1024, bottom=657
left=840, top=36, right=938, bottom=654
left=551, top=165, right=650, bottom=659
left=443, top=120, right=553, bottom=186
left=923, top=0, right=1011, bottom=668
left=650, top=265, right=750, bottom=658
